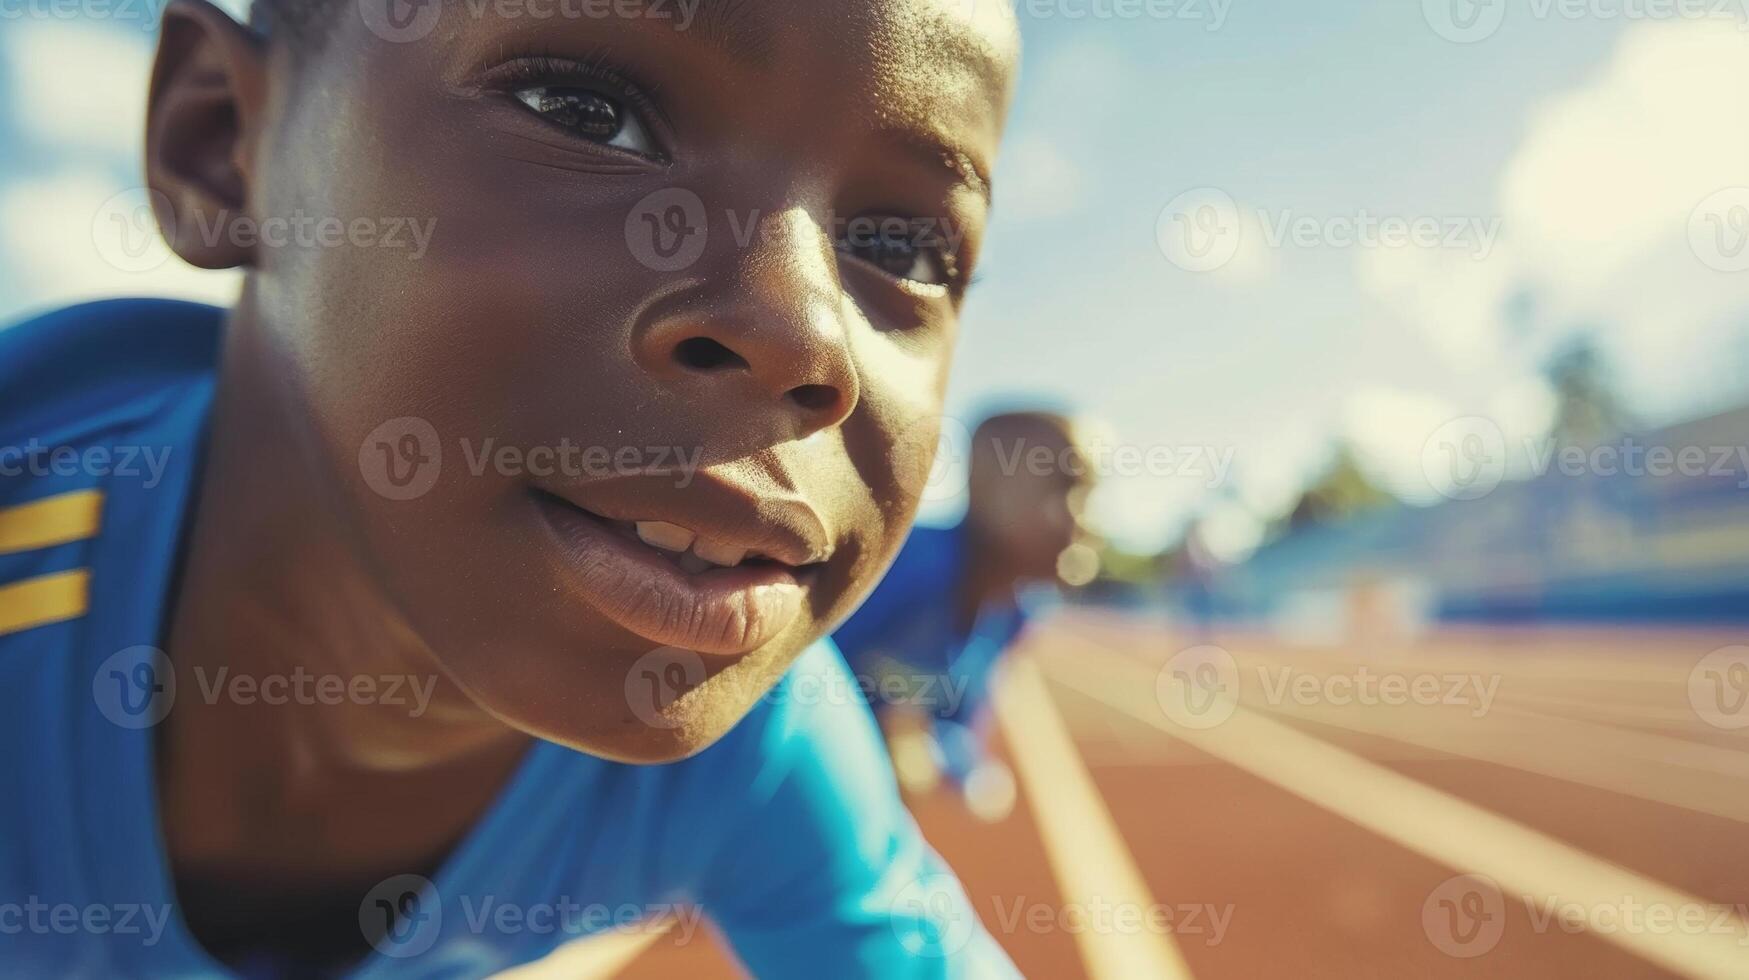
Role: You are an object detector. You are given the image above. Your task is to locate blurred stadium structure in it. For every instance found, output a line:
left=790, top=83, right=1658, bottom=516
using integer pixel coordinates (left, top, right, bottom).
left=1189, top=398, right=1749, bottom=639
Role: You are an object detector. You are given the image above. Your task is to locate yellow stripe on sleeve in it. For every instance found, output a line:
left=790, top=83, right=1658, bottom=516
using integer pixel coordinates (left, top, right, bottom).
left=0, top=489, right=104, bottom=555
left=0, top=568, right=91, bottom=636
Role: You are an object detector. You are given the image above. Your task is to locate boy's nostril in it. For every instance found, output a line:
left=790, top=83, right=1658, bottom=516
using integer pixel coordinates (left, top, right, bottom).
left=673, top=337, right=747, bottom=372
left=788, top=384, right=838, bottom=413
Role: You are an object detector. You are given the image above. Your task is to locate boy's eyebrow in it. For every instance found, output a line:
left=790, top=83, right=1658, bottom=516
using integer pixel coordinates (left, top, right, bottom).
left=685, top=0, right=784, bottom=70
left=884, top=129, right=994, bottom=208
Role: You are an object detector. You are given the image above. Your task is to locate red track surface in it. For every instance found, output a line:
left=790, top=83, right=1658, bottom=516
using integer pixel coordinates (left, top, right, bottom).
left=537, top=613, right=1749, bottom=979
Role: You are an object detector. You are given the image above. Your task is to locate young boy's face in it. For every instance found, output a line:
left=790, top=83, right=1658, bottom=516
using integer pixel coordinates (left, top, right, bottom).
left=217, top=0, right=1015, bottom=759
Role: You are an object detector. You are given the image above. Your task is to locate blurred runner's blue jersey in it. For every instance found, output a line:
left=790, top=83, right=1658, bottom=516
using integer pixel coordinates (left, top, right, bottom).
left=833, top=524, right=1048, bottom=779
left=0, top=299, right=1018, bottom=980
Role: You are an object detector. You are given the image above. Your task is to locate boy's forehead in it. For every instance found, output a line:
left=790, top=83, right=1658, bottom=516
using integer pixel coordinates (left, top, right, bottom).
left=648, top=0, right=1019, bottom=155
left=389, top=0, right=1018, bottom=167
left=857, top=0, right=1020, bottom=179
left=682, top=0, right=1019, bottom=80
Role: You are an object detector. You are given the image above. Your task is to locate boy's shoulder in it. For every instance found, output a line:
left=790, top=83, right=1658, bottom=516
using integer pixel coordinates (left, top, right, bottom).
left=0, top=298, right=223, bottom=451
left=0, top=299, right=220, bottom=645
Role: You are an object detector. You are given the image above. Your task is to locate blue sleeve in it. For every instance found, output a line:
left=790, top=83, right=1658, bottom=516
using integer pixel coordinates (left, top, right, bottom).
left=698, top=644, right=1018, bottom=979
left=831, top=526, right=956, bottom=669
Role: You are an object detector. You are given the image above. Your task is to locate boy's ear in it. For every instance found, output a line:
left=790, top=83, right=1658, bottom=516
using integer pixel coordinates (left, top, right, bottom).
left=146, top=0, right=268, bottom=270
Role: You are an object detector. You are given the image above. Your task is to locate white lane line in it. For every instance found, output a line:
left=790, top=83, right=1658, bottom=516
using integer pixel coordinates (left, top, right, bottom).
left=1041, top=638, right=1749, bottom=980
left=1252, top=697, right=1749, bottom=824
left=993, top=654, right=1195, bottom=980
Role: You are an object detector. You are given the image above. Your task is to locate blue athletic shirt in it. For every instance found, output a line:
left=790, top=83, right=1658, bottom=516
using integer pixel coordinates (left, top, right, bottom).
left=832, top=525, right=1051, bottom=782
left=0, top=299, right=1018, bottom=979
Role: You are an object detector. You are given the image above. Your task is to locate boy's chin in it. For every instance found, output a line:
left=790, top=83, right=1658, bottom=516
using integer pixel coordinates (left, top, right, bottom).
left=523, top=701, right=753, bottom=765
left=451, top=640, right=798, bottom=766
left=561, top=726, right=731, bottom=766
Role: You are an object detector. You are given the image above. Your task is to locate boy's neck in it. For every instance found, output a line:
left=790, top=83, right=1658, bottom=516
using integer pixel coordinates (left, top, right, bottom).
left=155, top=297, right=529, bottom=950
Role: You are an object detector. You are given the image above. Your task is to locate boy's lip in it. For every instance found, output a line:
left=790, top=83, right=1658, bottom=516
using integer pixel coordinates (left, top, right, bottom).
left=528, top=476, right=830, bottom=656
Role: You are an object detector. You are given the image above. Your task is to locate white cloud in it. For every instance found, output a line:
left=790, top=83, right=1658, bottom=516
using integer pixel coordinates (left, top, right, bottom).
left=1355, top=240, right=1517, bottom=369
left=1342, top=386, right=1460, bottom=504
left=1357, top=19, right=1749, bottom=410
left=5, top=23, right=154, bottom=159
left=1212, top=202, right=1281, bottom=287
left=996, top=134, right=1083, bottom=222
left=1500, top=19, right=1749, bottom=286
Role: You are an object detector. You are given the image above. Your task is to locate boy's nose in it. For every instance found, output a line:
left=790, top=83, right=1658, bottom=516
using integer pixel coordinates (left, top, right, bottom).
left=631, top=225, right=860, bottom=440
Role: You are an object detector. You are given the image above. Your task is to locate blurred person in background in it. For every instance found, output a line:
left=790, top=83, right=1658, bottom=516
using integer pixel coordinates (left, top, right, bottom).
left=834, top=411, right=1094, bottom=823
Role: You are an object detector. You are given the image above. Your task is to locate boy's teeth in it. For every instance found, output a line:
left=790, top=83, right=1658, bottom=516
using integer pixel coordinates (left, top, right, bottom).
left=635, top=521, right=695, bottom=553
left=626, top=519, right=753, bottom=571
left=692, top=538, right=747, bottom=567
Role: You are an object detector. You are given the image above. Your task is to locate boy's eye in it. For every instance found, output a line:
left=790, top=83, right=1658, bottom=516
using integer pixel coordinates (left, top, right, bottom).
left=838, top=225, right=957, bottom=289
left=514, top=86, right=658, bottom=157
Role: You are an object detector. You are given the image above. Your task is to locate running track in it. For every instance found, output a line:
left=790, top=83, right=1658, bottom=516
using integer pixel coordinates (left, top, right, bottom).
left=512, top=611, right=1749, bottom=979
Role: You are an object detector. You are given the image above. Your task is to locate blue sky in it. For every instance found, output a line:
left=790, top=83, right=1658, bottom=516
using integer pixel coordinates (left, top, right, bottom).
left=4, top=0, right=1747, bottom=553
